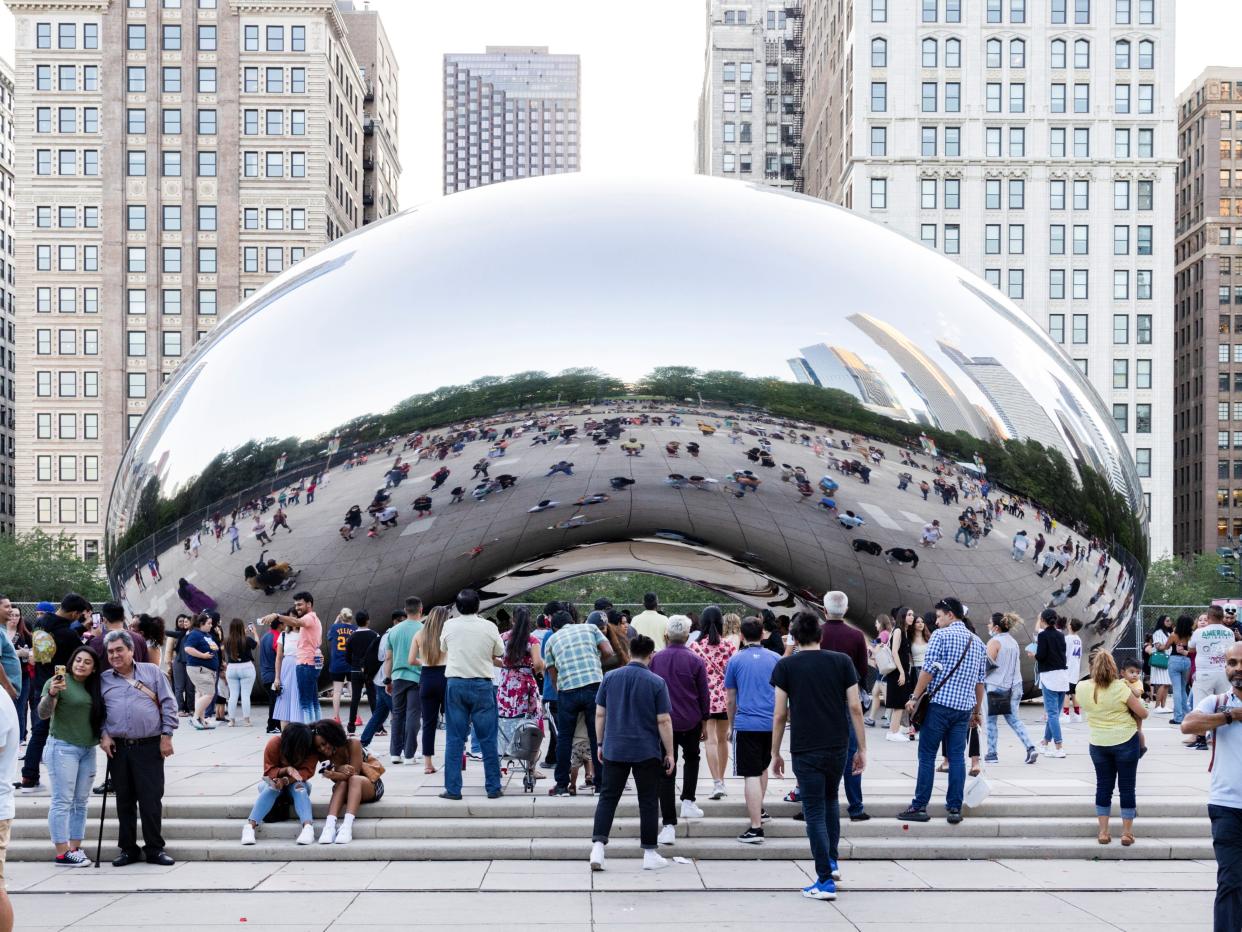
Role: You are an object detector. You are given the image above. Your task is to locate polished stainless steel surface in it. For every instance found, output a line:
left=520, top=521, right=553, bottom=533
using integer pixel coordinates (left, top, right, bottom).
left=107, top=175, right=1146, bottom=678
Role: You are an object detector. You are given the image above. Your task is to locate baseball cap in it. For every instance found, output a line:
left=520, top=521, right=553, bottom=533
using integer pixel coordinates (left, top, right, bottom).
left=666, top=615, right=692, bottom=638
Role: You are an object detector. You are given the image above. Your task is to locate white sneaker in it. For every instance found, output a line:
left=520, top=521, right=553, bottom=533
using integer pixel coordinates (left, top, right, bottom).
left=1048, top=747, right=1067, bottom=758
left=681, top=799, right=704, bottom=819
left=240, top=823, right=256, bottom=846
left=1153, top=706, right=1172, bottom=714
left=318, top=821, right=337, bottom=844
left=710, top=780, right=726, bottom=799
left=296, top=824, right=314, bottom=845
left=334, top=823, right=353, bottom=845
left=406, top=754, right=422, bottom=764
left=642, top=850, right=670, bottom=871
left=390, top=755, right=404, bottom=765
left=885, top=732, right=909, bottom=743
left=1071, top=712, right=1082, bottom=724
left=589, top=841, right=606, bottom=871
left=657, top=824, right=676, bottom=846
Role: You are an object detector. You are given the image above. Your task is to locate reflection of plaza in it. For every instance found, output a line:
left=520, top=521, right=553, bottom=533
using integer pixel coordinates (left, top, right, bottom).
left=119, top=405, right=1134, bottom=687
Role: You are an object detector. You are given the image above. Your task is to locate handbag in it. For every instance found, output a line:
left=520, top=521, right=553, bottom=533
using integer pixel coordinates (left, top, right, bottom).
left=986, top=687, right=1012, bottom=717
left=874, top=643, right=897, bottom=676
left=1150, top=650, right=1169, bottom=669
left=359, top=750, right=386, bottom=783
left=910, top=641, right=973, bottom=729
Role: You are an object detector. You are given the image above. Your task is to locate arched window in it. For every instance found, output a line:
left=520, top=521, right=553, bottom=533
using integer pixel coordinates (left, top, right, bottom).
left=986, top=37, right=1002, bottom=69
left=1074, top=38, right=1090, bottom=69
left=945, top=38, right=961, bottom=68
left=921, top=37, right=936, bottom=68
left=1115, top=39, right=1131, bottom=68
left=1051, top=38, right=1066, bottom=69
left=872, top=37, right=888, bottom=68
left=1138, top=39, right=1154, bottom=69
left=1010, top=38, right=1026, bottom=68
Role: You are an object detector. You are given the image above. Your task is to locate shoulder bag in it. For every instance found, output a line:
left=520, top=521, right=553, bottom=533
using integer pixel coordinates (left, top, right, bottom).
left=873, top=642, right=897, bottom=676
left=910, top=640, right=972, bottom=729
left=359, top=748, right=386, bottom=783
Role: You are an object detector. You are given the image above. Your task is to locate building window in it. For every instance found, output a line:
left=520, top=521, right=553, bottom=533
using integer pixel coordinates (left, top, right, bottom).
left=872, top=0, right=887, bottom=21
left=1112, top=359, right=1129, bottom=389
left=1072, top=313, right=1089, bottom=343
left=1049, top=314, right=1065, bottom=342
left=871, top=82, right=886, bottom=113
left=872, top=126, right=888, bottom=156
left=1136, top=358, right=1152, bottom=389
left=870, top=178, right=887, bottom=209
left=1112, top=404, right=1128, bottom=433
left=1134, top=448, right=1150, bottom=478
left=874, top=38, right=889, bottom=68
left=1050, top=270, right=1066, bottom=300
left=198, top=24, right=216, bottom=51
left=1007, top=269, right=1024, bottom=299
left=1135, top=403, right=1151, bottom=433
left=162, top=331, right=182, bottom=357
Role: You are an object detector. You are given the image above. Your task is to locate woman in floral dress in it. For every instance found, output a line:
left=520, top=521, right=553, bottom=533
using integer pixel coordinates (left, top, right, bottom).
left=690, top=606, right=736, bottom=799
left=497, top=607, right=545, bottom=754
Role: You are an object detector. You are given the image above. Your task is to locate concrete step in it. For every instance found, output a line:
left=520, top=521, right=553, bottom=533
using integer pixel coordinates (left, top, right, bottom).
left=4, top=835, right=1214, bottom=862
left=11, top=795, right=1212, bottom=821
left=19, top=815, right=1209, bottom=842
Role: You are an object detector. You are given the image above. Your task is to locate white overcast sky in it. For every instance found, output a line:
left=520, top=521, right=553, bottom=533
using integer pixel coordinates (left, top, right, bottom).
left=0, top=0, right=1238, bottom=208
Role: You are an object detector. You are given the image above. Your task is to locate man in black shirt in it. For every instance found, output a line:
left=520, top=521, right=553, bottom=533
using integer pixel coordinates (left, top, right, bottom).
left=19, top=593, right=91, bottom=790
left=771, top=611, right=866, bottom=902
left=345, top=612, right=380, bottom=735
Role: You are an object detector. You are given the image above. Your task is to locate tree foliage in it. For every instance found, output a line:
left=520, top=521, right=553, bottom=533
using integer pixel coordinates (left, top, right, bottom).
left=0, top=532, right=110, bottom=602
left=1144, top=553, right=1234, bottom=606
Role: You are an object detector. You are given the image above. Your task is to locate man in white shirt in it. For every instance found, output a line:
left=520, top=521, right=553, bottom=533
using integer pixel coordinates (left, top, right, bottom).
left=0, top=675, right=19, bottom=931
left=1182, top=642, right=1242, bottom=932
left=1192, top=609, right=1238, bottom=705
left=438, top=589, right=504, bottom=801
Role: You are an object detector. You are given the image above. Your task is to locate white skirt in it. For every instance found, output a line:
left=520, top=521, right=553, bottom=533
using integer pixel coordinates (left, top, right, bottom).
left=1150, top=665, right=1171, bottom=686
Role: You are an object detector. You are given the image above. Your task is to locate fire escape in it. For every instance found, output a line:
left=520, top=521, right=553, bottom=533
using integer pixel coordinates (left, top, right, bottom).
left=782, top=0, right=805, bottom=192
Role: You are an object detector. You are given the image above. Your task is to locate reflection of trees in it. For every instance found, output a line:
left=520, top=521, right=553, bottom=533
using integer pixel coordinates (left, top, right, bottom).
left=111, top=366, right=1146, bottom=570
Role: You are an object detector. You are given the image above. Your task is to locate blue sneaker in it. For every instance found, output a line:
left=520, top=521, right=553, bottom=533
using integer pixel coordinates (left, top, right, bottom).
left=829, top=859, right=841, bottom=881
left=802, top=879, right=837, bottom=900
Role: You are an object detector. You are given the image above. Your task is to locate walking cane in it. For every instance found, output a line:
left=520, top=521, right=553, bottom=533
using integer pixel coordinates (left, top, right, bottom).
left=93, top=758, right=111, bottom=869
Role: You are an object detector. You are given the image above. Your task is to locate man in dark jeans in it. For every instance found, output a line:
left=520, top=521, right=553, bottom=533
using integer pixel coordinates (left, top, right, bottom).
left=819, top=593, right=871, bottom=821
left=1181, top=642, right=1242, bottom=932
left=649, top=614, right=710, bottom=842
left=259, top=618, right=282, bottom=734
left=542, top=611, right=613, bottom=796
left=589, top=635, right=674, bottom=872
left=19, top=593, right=91, bottom=791
left=771, top=604, right=866, bottom=902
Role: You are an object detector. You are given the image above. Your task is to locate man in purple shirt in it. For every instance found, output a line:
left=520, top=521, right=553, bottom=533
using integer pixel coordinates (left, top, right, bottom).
left=817, top=591, right=869, bottom=822
left=648, top=614, right=710, bottom=844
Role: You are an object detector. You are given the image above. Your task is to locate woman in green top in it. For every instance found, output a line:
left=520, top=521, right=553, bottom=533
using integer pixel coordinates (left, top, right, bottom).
left=1078, top=651, right=1149, bottom=847
left=37, top=645, right=106, bottom=866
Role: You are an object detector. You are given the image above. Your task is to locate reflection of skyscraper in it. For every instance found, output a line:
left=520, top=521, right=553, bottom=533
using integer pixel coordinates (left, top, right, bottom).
left=847, top=314, right=988, bottom=436
left=938, top=342, right=1073, bottom=462
left=793, top=343, right=907, bottom=419
left=787, top=357, right=820, bottom=386
left=1052, top=375, right=1129, bottom=494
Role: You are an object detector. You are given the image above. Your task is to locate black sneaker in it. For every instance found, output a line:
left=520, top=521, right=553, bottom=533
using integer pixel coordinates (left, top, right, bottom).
left=946, top=809, right=963, bottom=824
left=15, top=777, right=40, bottom=794
left=549, top=785, right=573, bottom=797
left=92, top=779, right=112, bottom=796
left=737, top=827, right=765, bottom=844
left=760, top=808, right=771, bottom=823
left=896, top=807, right=931, bottom=823
left=792, top=809, right=805, bottom=822
left=849, top=812, right=871, bottom=822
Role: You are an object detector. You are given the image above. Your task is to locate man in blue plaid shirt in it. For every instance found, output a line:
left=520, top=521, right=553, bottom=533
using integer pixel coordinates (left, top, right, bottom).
left=897, top=597, right=987, bottom=824
left=544, top=615, right=615, bottom=796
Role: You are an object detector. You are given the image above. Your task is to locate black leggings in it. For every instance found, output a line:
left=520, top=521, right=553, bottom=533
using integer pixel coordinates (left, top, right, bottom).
left=348, top=672, right=376, bottom=734
left=419, top=666, right=446, bottom=757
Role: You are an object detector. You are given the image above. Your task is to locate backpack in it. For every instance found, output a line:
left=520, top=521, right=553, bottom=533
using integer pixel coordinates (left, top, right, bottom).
left=31, top=627, right=57, bottom=665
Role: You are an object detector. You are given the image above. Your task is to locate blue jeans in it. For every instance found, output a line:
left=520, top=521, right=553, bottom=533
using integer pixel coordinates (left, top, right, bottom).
left=554, top=684, right=599, bottom=791
left=1168, top=655, right=1192, bottom=722
left=248, top=779, right=313, bottom=824
left=443, top=678, right=501, bottom=795
left=360, top=684, right=391, bottom=747
left=1088, top=734, right=1140, bottom=819
left=1041, top=687, right=1065, bottom=744
left=43, top=738, right=96, bottom=844
left=226, top=663, right=256, bottom=722
left=295, top=664, right=320, bottom=724
left=1210, top=803, right=1242, bottom=932
left=843, top=720, right=864, bottom=817
left=792, top=747, right=847, bottom=883
left=912, top=703, right=971, bottom=811
left=986, top=683, right=1033, bottom=757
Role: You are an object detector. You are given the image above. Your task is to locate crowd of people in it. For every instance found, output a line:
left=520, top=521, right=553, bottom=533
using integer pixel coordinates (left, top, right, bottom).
left=0, top=584, right=1239, bottom=921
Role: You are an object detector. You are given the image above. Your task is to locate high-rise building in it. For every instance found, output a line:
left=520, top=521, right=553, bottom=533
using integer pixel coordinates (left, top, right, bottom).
left=442, top=46, right=580, bottom=195
left=1173, top=68, right=1242, bottom=556
left=8, top=0, right=397, bottom=557
left=792, top=0, right=1175, bottom=557
left=339, top=0, right=399, bottom=224
left=696, top=0, right=804, bottom=190
left=0, top=62, right=15, bottom=536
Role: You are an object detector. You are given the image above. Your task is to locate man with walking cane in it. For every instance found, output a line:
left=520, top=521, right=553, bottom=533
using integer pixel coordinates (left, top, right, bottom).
left=97, top=631, right=178, bottom=867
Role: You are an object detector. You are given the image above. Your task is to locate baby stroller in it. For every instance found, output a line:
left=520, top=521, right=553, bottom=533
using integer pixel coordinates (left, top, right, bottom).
left=500, top=716, right=544, bottom=793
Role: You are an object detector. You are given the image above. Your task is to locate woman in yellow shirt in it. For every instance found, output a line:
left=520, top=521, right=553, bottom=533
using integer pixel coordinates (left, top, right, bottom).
left=1077, top=652, right=1149, bottom=846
